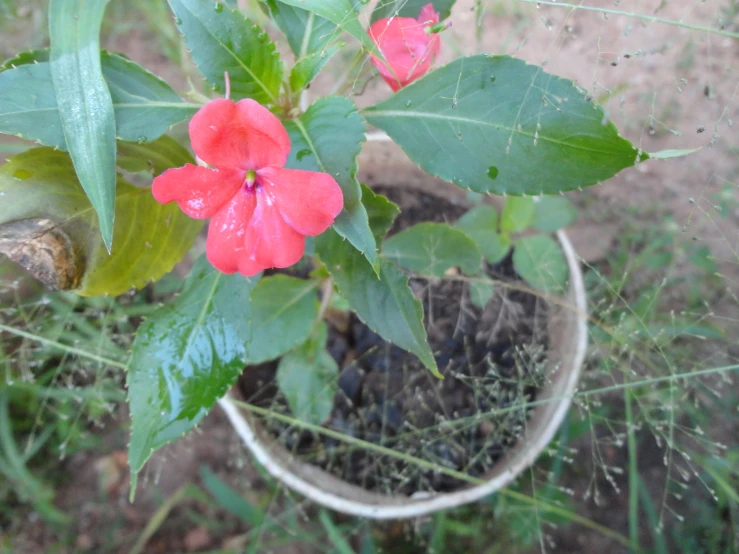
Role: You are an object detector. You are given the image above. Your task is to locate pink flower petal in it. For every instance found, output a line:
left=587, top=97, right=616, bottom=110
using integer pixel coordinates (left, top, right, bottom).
left=152, top=164, right=244, bottom=219
left=206, top=189, right=257, bottom=274
left=242, top=187, right=305, bottom=270
left=190, top=98, right=291, bottom=170
left=418, top=3, right=440, bottom=25
left=257, top=167, right=343, bottom=237
left=368, top=4, right=441, bottom=91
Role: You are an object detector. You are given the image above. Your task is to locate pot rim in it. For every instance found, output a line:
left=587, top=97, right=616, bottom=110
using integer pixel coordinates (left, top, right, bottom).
left=218, top=228, right=587, bottom=520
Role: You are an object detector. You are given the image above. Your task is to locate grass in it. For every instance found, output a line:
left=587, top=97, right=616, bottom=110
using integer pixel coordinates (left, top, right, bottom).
left=1, top=178, right=737, bottom=552
left=1, top=0, right=738, bottom=552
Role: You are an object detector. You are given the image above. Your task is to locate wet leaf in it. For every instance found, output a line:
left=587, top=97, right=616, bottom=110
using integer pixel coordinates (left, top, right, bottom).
left=127, top=258, right=258, bottom=490
left=363, top=55, right=647, bottom=196
left=0, top=52, right=198, bottom=149
left=289, top=43, right=340, bottom=93
left=275, top=0, right=378, bottom=54
left=383, top=222, right=482, bottom=277
left=168, top=0, right=283, bottom=104
left=276, top=323, right=338, bottom=425
left=49, top=0, right=117, bottom=249
left=265, top=0, right=339, bottom=58
left=284, top=97, right=379, bottom=272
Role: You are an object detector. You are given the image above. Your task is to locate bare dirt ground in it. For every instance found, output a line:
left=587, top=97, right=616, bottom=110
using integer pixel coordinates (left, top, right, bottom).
left=2, top=0, right=738, bottom=552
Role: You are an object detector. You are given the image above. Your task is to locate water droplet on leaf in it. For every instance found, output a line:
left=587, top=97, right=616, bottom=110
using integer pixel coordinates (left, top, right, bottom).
left=405, top=100, right=412, bottom=107
left=489, top=75, right=496, bottom=82
left=214, top=1, right=223, bottom=12
left=174, top=17, right=182, bottom=24
left=487, top=166, right=499, bottom=179
left=296, top=148, right=312, bottom=161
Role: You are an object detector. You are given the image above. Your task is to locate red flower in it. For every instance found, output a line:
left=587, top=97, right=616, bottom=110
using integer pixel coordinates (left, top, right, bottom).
left=152, top=99, right=343, bottom=276
left=368, top=3, right=441, bottom=92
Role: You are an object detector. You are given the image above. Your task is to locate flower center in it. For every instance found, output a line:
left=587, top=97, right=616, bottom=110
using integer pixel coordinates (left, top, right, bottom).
left=244, top=169, right=257, bottom=189
left=425, top=22, right=448, bottom=34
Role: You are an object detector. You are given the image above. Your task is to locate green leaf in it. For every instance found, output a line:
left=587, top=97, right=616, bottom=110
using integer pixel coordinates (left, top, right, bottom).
left=649, top=148, right=701, bottom=159
left=98, top=52, right=199, bottom=143
left=0, top=63, right=60, bottom=147
left=265, top=0, right=339, bottom=58
left=275, top=0, right=378, bottom=54
left=0, top=148, right=202, bottom=296
left=371, top=0, right=456, bottom=22
left=383, top=222, right=482, bottom=277
left=127, top=257, right=258, bottom=489
left=469, top=279, right=494, bottom=308
left=276, top=322, right=338, bottom=425
left=316, top=229, right=440, bottom=378
left=289, top=43, right=341, bottom=93
left=49, top=0, right=117, bottom=250
left=501, top=196, right=535, bottom=234
left=362, top=55, right=647, bottom=196
left=361, top=184, right=399, bottom=243
left=0, top=53, right=198, bottom=149
left=512, top=235, right=569, bottom=294
left=246, top=275, right=320, bottom=364
left=168, top=0, right=282, bottom=104
left=531, top=196, right=577, bottom=233
left=283, top=97, right=379, bottom=272
left=1, top=49, right=50, bottom=69
left=117, top=135, right=195, bottom=176
left=454, top=205, right=509, bottom=264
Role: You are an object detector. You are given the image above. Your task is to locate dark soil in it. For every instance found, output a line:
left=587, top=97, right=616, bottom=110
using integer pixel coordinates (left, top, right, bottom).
left=239, top=187, right=550, bottom=496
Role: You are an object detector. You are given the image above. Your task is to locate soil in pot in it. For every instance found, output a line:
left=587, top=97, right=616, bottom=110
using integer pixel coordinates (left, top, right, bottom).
left=239, top=186, right=551, bottom=496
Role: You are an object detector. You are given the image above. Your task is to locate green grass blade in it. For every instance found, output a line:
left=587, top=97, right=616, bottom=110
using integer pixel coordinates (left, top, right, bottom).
left=49, top=0, right=117, bottom=251
left=319, top=510, right=354, bottom=554
left=200, top=466, right=265, bottom=527
left=128, top=483, right=196, bottom=554
left=0, top=393, right=70, bottom=524
left=637, top=475, right=668, bottom=554
left=625, top=390, right=639, bottom=552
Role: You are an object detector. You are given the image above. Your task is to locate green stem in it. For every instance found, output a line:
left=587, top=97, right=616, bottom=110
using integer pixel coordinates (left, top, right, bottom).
left=519, top=0, right=739, bottom=39
left=232, top=399, right=632, bottom=548
left=329, top=48, right=366, bottom=97
left=625, top=389, right=639, bottom=552
left=0, top=323, right=128, bottom=370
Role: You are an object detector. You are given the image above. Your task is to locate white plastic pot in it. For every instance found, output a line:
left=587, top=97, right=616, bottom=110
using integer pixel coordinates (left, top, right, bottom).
left=218, top=143, right=588, bottom=519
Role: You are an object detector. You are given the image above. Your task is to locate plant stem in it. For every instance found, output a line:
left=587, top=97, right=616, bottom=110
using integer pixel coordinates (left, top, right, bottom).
left=519, top=0, right=739, bottom=39
left=329, top=48, right=367, bottom=97
left=625, top=389, right=639, bottom=552
left=314, top=277, right=334, bottom=330
left=231, top=398, right=632, bottom=548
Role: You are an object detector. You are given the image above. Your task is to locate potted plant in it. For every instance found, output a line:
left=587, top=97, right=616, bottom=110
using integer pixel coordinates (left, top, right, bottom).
left=221, top=137, right=589, bottom=518
left=0, top=0, right=681, bottom=518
